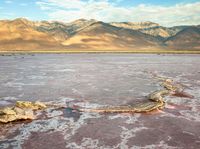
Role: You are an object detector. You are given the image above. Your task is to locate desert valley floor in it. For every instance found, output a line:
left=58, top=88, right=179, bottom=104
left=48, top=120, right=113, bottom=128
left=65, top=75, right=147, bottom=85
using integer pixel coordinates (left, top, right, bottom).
left=0, top=54, right=200, bottom=148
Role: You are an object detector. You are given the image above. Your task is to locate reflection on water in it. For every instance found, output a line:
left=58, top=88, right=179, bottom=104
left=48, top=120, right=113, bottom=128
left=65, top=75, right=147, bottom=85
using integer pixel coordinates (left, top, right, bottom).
left=0, top=54, right=200, bottom=148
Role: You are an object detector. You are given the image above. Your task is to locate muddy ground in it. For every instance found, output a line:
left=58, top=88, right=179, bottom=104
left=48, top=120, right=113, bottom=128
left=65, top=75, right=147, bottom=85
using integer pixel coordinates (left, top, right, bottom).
left=0, top=54, right=200, bottom=149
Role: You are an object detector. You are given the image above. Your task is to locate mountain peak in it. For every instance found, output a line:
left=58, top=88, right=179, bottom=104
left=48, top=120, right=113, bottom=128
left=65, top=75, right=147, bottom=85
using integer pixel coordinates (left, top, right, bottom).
left=110, top=21, right=159, bottom=30
left=71, top=18, right=97, bottom=24
left=73, top=18, right=88, bottom=22
left=10, top=17, right=36, bottom=27
left=13, top=18, right=30, bottom=23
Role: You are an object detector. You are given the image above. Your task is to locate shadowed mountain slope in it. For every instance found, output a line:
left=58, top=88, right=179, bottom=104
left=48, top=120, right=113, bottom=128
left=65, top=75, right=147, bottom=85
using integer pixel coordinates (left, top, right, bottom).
left=165, top=27, right=200, bottom=50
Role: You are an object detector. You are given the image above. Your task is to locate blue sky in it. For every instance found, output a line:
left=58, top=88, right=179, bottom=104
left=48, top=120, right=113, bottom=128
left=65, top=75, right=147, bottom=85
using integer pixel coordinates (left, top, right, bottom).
left=0, top=0, right=200, bottom=26
left=114, top=0, right=199, bottom=6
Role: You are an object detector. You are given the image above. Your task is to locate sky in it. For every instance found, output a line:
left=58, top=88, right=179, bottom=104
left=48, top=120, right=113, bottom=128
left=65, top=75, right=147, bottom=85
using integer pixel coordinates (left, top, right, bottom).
left=0, top=0, right=200, bottom=26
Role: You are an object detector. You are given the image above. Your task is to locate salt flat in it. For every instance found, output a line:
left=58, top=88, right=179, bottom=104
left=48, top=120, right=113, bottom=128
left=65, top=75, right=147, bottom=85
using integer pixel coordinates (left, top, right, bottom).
left=0, top=54, right=200, bottom=148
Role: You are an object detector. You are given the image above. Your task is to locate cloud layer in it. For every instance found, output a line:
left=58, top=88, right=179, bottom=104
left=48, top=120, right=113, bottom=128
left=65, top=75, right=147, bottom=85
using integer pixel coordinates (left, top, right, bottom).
left=36, top=0, right=200, bottom=26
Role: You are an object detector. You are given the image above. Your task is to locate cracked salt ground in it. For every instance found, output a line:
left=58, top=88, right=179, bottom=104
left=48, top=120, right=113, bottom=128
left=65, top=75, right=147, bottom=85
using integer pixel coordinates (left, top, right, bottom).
left=0, top=54, right=200, bottom=148
left=0, top=100, right=103, bottom=148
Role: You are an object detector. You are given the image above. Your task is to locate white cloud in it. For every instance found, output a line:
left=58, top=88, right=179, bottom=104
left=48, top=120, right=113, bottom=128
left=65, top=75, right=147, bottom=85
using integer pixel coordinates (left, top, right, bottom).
left=5, top=0, right=13, bottom=4
left=20, top=3, right=28, bottom=6
left=36, top=0, right=200, bottom=26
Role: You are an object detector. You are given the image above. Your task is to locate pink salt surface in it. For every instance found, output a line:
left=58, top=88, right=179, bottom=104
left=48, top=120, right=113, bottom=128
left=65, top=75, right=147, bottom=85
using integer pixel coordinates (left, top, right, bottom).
left=0, top=54, right=200, bottom=148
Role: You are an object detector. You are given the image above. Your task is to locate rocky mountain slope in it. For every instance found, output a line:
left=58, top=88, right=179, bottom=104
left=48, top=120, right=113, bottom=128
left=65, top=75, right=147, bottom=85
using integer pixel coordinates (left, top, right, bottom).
left=110, top=22, right=186, bottom=38
left=165, top=27, right=200, bottom=50
left=62, top=21, right=161, bottom=50
left=0, top=18, right=199, bottom=51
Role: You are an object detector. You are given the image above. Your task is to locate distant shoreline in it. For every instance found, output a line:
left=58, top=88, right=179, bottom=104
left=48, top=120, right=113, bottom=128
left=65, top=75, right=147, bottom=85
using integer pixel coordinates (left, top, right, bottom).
left=1, top=50, right=200, bottom=54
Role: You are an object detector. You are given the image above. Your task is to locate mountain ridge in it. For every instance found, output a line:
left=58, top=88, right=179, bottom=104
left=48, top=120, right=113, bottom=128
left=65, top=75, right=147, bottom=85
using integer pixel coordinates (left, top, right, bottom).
left=0, top=18, right=199, bottom=51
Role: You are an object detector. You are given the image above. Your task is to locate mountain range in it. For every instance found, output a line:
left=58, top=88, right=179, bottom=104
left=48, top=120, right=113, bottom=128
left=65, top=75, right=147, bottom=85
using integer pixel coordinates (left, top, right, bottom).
left=0, top=18, right=199, bottom=51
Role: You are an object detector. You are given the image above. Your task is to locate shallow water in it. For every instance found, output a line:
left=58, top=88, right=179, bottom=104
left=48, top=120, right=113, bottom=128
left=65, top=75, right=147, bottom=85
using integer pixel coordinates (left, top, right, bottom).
left=0, top=54, right=200, bottom=148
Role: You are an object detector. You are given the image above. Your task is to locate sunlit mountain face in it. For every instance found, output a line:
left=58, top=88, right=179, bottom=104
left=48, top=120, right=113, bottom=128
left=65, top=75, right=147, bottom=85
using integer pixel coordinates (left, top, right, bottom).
left=0, top=18, right=199, bottom=51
